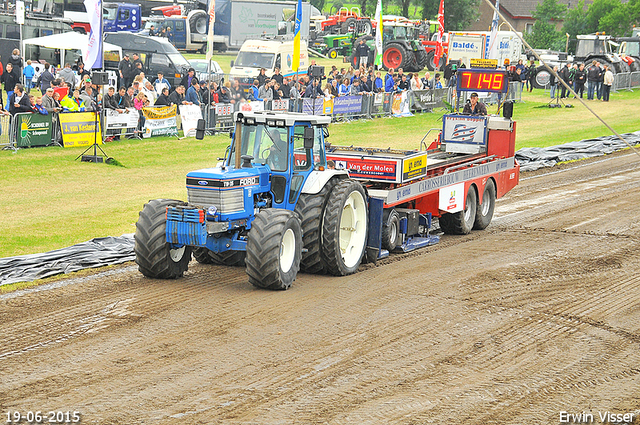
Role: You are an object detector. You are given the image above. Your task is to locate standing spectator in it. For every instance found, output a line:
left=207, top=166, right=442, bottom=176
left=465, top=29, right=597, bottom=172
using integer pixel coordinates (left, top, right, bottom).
left=148, top=25, right=156, bottom=36
left=154, top=87, right=171, bottom=106
left=41, top=87, right=61, bottom=114
left=398, top=74, right=409, bottom=91
left=271, top=67, right=283, bottom=85
left=185, top=80, right=201, bottom=105
left=433, top=74, right=443, bottom=89
left=602, top=65, right=614, bottom=101
left=250, top=79, right=262, bottom=101
left=60, top=89, right=85, bottom=112
left=8, top=84, right=32, bottom=115
left=141, top=81, right=157, bottom=105
left=180, top=67, right=196, bottom=90
left=305, top=78, right=323, bottom=98
left=410, top=73, right=423, bottom=91
left=595, top=61, right=604, bottom=100
left=279, top=78, right=290, bottom=98
left=23, top=60, right=35, bottom=94
left=355, top=39, right=370, bottom=68
left=422, top=71, right=432, bottom=89
left=131, top=62, right=144, bottom=81
left=103, top=86, right=122, bottom=112
left=559, top=62, right=572, bottom=98
left=360, top=75, right=372, bottom=93
left=516, top=59, right=526, bottom=90
left=118, top=53, right=133, bottom=88
left=349, top=78, right=363, bottom=95
left=169, top=85, right=189, bottom=113
left=8, top=49, right=23, bottom=76
left=526, top=60, right=536, bottom=92
left=574, top=63, right=586, bottom=99
left=586, top=60, right=599, bottom=100
left=374, top=71, right=383, bottom=92
left=37, top=62, right=55, bottom=92
left=2, top=63, right=20, bottom=105
left=153, top=72, right=170, bottom=95
left=549, top=65, right=559, bottom=99
left=79, top=86, right=97, bottom=111
left=131, top=53, right=143, bottom=69
left=58, top=63, right=76, bottom=88
left=116, top=86, right=132, bottom=108
left=338, top=77, right=350, bottom=96
left=76, top=62, right=90, bottom=81
left=257, top=68, right=268, bottom=87
left=259, top=79, right=274, bottom=100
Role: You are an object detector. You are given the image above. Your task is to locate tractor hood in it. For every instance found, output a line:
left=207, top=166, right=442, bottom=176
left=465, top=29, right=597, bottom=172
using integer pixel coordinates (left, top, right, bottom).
left=185, top=165, right=271, bottom=220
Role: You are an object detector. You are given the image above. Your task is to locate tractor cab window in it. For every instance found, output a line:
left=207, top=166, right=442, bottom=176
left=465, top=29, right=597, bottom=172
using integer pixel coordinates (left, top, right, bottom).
left=118, top=9, right=130, bottom=22
left=314, top=127, right=326, bottom=167
left=275, top=54, right=281, bottom=70
left=292, top=125, right=311, bottom=171
left=230, top=124, right=289, bottom=172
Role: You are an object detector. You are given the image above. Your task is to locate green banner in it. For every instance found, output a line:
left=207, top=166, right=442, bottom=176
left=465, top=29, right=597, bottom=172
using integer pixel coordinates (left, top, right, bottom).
left=15, top=113, right=53, bottom=148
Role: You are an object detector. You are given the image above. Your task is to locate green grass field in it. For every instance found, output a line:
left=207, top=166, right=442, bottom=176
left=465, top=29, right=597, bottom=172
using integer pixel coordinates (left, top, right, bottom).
left=1, top=87, right=638, bottom=258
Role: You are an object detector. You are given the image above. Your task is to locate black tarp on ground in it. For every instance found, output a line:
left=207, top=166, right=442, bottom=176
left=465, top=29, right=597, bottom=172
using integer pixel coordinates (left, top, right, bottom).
left=0, top=235, right=135, bottom=286
left=516, top=131, right=640, bottom=171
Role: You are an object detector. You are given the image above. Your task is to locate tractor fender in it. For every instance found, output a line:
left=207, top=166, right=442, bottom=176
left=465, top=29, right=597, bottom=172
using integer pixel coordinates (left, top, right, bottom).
left=301, top=170, right=349, bottom=194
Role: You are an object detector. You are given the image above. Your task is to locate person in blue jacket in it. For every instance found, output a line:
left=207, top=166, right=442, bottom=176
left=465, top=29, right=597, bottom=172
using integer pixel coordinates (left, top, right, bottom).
left=23, top=60, right=35, bottom=94
left=185, top=80, right=201, bottom=105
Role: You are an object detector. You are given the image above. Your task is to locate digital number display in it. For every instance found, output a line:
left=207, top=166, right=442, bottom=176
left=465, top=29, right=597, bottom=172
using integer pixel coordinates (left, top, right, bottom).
left=457, top=69, right=509, bottom=93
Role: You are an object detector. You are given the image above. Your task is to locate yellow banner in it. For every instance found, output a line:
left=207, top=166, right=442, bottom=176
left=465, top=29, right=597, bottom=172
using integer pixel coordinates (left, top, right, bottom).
left=59, top=112, right=102, bottom=148
left=402, top=154, right=427, bottom=180
left=470, top=59, right=498, bottom=69
left=142, top=105, right=177, bottom=120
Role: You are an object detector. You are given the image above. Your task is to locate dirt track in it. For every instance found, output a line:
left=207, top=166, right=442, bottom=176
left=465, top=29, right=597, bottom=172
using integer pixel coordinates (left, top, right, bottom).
left=1, top=151, right=640, bottom=424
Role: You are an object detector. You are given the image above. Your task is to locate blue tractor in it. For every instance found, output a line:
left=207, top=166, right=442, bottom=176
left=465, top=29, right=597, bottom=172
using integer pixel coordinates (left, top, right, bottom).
left=134, top=111, right=371, bottom=290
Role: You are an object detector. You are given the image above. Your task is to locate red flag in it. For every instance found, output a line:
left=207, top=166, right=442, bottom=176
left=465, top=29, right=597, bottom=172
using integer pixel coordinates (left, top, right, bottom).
left=434, top=0, right=444, bottom=69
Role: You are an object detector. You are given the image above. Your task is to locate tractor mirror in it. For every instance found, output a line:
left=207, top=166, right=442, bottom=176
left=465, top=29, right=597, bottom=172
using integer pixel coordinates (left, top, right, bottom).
left=230, top=60, right=234, bottom=68
left=303, top=127, right=314, bottom=149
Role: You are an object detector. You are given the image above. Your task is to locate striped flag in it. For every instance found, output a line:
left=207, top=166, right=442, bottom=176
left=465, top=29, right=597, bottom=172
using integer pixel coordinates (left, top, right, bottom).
left=487, top=0, right=500, bottom=58
left=374, top=0, right=383, bottom=67
left=434, top=0, right=444, bottom=69
left=205, top=0, right=216, bottom=62
left=83, top=0, right=103, bottom=69
left=292, top=0, right=302, bottom=72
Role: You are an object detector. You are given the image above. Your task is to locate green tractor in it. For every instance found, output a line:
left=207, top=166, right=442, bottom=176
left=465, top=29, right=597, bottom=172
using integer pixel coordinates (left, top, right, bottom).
left=346, top=20, right=427, bottom=72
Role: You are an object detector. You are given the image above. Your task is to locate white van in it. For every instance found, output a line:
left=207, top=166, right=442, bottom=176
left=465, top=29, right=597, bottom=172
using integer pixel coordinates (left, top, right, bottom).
left=230, top=38, right=309, bottom=89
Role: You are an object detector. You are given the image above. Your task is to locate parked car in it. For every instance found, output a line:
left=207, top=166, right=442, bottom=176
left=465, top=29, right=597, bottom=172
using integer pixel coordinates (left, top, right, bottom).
left=189, top=59, right=225, bottom=84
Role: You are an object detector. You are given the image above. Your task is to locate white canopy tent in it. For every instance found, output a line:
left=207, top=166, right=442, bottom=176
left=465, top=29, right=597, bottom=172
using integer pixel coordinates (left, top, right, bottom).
left=21, top=32, right=122, bottom=67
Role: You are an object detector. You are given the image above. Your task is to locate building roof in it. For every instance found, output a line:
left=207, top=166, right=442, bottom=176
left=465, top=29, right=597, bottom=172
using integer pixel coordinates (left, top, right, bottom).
left=495, top=0, right=592, bottom=19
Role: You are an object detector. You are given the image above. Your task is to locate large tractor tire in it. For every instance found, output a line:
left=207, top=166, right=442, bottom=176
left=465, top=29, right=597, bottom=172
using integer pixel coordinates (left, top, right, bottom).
left=321, top=179, right=368, bottom=276
left=618, top=60, right=631, bottom=73
left=189, top=10, right=208, bottom=35
left=426, top=51, right=446, bottom=71
left=533, top=65, right=551, bottom=89
left=382, top=42, right=409, bottom=71
left=193, top=247, right=215, bottom=264
left=246, top=209, right=302, bottom=290
left=194, top=248, right=246, bottom=266
left=473, top=179, right=496, bottom=231
left=342, top=17, right=356, bottom=33
left=629, top=57, right=640, bottom=72
left=413, top=46, right=428, bottom=72
left=438, top=185, right=477, bottom=235
left=294, top=178, right=338, bottom=274
left=135, top=199, right=192, bottom=279
left=381, top=209, right=401, bottom=252
left=356, top=19, right=372, bottom=35
left=328, top=48, right=339, bottom=59
left=599, top=59, right=616, bottom=75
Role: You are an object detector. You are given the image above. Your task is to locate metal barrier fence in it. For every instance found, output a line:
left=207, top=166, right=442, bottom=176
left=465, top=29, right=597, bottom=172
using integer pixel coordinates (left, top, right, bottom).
left=0, top=114, right=13, bottom=152
left=613, top=71, right=640, bottom=92
left=200, top=88, right=454, bottom=133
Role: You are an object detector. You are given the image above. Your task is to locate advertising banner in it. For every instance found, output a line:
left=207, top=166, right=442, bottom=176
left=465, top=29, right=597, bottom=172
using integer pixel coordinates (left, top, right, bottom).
left=327, top=154, right=399, bottom=181
left=142, top=105, right=178, bottom=138
left=442, top=115, right=487, bottom=145
left=60, top=112, right=102, bottom=148
left=104, top=107, right=138, bottom=131
left=391, top=92, right=412, bottom=117
left=215, top=103, right=234, bottom=125
left=439, top=182, right=465, bottom=213
left=302, top=98, right=323, bottom=115
left=179, top=104, right=203, bottom=137
left=14, top=113, right=52, bottom=148
left=239, top=101, right=265, bottom=112
left=271, top=99, right=289, bottom=112
left=332, top=96, right=362, bottom=114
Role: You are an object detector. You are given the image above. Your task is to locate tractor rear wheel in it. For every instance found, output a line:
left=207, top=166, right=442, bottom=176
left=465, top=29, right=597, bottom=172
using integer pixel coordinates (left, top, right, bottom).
left=342, top=17, right=356, bottom=33
left=246, top=209, right=302, bottom=290
left=439, top=185, right=477, bottom=235
left=294, top=178, right=338, bottom=274
left=383, top=43, right=408, bottom=71
left=189, top=10, right=208, bottom=35
left=427, top=51, right=446, bottom=71
left=473, top=180, right=496, bottom=230
left=134, top=199, right=192, bottom=279
left=321, top=179, right=368, bottom=276
left=629, top=58, right=640, bottom=72
left=414, top=46, right=428, bottom=72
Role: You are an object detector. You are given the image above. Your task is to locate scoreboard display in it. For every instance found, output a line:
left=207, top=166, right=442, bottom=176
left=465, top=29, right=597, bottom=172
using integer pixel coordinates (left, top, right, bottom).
left=456, top=69, right=509, bottom=93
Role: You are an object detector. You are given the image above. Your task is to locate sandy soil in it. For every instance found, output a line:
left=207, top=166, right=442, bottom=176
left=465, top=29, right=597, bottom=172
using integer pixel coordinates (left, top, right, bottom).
left=1, top=150, right=639, bottom=424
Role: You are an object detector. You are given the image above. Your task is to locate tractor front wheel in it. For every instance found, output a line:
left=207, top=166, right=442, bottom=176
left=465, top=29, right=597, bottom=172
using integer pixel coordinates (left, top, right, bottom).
left=134, top=199, right=192, bottom=279
left=246, top=209, right=302, bottom=290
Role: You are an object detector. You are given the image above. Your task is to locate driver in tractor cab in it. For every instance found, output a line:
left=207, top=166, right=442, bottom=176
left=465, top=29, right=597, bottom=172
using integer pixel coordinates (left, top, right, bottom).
left=266, top=129, right=288, bottom=171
